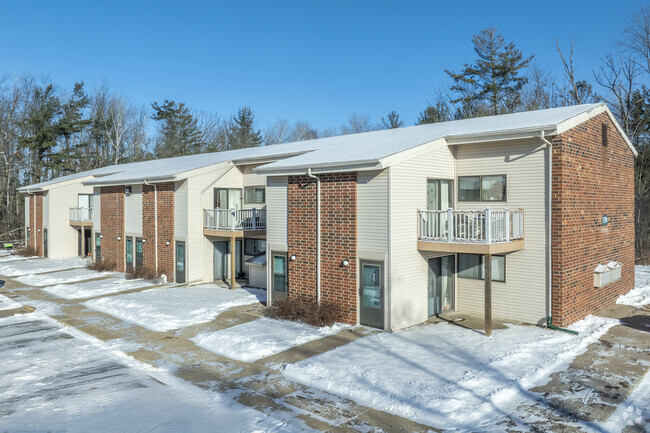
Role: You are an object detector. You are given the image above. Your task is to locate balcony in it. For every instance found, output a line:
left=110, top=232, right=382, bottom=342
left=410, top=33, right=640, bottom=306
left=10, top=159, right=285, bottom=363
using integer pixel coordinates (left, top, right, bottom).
left=69, top=207, right=93, bottom=226
left=417, top=208, right=524, bottom=254
left=203, top=207, right=266, bottom=237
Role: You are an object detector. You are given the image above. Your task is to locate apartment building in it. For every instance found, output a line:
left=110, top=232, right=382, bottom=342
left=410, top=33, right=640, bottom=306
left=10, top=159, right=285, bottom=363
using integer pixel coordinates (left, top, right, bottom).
left=20, top=103, right=636, bottom=331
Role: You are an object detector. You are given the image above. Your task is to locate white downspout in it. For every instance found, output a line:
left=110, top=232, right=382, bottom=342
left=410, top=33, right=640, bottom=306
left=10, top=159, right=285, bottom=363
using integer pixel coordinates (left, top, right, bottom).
left=28, top=189, right=35, bottom=247
left=144, top=180, right=158, bottom=274
left=306, top=168, right=321, bottom=305
left=541, top=131, right=553, bottom=324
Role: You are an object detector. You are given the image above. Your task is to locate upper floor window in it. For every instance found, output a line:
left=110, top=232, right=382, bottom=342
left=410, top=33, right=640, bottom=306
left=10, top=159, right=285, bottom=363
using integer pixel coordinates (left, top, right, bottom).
left=458, top=175, right=506, bottom=202
left=244, top=186, right=265, bottom=204
left=78, top=194, right=93, bottom=208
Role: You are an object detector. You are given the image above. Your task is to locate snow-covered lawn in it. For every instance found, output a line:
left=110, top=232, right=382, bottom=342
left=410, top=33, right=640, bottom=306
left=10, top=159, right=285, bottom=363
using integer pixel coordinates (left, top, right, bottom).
left=0, top=254, right=36, bottom=262
left=618, top=266, right=650, bottom=308
left=15, top=267, right=117, bottom=287
left=0, top=257, right=87, bottom=277
left=43, top=276, right=157, bottom=299
left=0, top=293, right=20, bottom=311
left=283, top=315, right=618, bottom=430
left=0, top=312, right=284, bottom=432
left=83, top=284, right=266, bottom=332
left=192, top=317, right=349, bottom=362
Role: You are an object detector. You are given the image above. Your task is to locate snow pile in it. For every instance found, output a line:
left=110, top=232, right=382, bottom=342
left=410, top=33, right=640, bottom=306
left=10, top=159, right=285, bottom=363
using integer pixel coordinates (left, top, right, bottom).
left=596, top=370, right=650, bottom=432
left=0, top=313, right=285, bottom=433
left=192, top=317, right=349, bottom=362
left=83, top=285, right=266, bottom=332
left=0, top=293, right=20, bottom=311
left=617, top=266, right=650, bottom=308
left=0, top=257, right=87, bottom=276
left=44, top=277, right=156, bottom=299
left=283, top=315, right=618, bottom=430
left=16, top=267, right=115, bottom=287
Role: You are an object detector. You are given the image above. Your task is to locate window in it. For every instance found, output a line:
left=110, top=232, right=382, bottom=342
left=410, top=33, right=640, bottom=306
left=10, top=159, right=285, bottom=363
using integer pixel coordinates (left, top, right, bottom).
left=458, top=175, right=506, bottom=202
left=244, top=186, right=265, bottom=204
left=244, top=238, right=266, bottom=256
left=457, top=254, right=505, bottom=282
left=77, top=194, right=93, bottom=209
left=135, top=238, right=143, bottom=267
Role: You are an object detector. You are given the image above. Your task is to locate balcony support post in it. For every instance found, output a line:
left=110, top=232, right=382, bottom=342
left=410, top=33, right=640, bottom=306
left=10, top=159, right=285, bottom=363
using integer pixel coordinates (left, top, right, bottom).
left=230, top=232, right=236, bottom=290
left=485, top=208, right=492, bottom=244
left=484, top=253, right=492, bottom=337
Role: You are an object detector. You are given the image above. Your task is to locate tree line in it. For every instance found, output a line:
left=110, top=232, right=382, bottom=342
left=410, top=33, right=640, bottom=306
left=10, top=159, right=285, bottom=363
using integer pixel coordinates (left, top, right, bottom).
left=2, top=6, right=650, bottom=259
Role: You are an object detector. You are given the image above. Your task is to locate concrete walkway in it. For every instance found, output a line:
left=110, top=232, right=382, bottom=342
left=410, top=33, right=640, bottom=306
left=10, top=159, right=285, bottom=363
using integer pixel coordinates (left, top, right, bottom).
left=2, top=263, right=649, bottom=432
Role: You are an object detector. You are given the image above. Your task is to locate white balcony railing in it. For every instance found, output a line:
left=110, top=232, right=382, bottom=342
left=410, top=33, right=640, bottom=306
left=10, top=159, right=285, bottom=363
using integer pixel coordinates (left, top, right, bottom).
left=418, top=208, right=524, bottom=244
left=204, top=208, right=266, bottom=231
left=69, top=207, right=93, bottom=223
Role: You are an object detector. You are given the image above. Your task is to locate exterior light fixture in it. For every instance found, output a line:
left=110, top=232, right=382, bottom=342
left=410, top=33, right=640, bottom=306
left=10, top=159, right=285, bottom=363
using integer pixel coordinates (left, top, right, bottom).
left=38, top=229, right=41, bottom=232
left=117, top=236, right=122, bottom=241
left=602, top=215, right=609, bottom=226
left=99, top=234, right=103, bottom=239
left=125, top=186, right=132, bottom=196
left=165, top=241, right=170, bottom=246
left=290, top=254, right=296, bottom=261
left=142, top=239, right=146, bottom=243
left=341, top=260, right=349, bottom=267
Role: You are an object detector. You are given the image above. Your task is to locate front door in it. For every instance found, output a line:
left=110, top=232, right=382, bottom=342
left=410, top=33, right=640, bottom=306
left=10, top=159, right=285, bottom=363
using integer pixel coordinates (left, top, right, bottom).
left=43, top=229, right=48, bottom=258
left=359, top=261, right=384, bottom=329
left=428, top=255, right=455, bottom=317
left=125, top=237, right=134, bottom=273
left=427, top=179, right=453, bottom=237
left=271, top=253, right=288, bottom=302
left=135, top=238, right=144, bottom=268
left=175, top=241, right=186, bottom=283
left=213, top=240, right=241, bottom=281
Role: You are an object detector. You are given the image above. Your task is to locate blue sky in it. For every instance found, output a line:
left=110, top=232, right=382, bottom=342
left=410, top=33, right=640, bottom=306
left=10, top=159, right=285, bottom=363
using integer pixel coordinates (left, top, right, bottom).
left=1, top=0, right=646, bottom=131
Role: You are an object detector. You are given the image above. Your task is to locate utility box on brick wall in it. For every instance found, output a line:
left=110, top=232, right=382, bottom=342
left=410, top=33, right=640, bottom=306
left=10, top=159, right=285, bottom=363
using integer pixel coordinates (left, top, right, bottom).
left=594, top=264, right=611, bottom=288
left=607, top=261, right=622, bottom=282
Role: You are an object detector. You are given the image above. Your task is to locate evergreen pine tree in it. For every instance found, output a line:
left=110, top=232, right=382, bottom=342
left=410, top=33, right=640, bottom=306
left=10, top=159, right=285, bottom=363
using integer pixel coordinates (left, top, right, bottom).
left=381, top=111, right=404, bottom=129
left=151, top=100, right=203, bottom=157
left=229, top=106, right=262, bottom=149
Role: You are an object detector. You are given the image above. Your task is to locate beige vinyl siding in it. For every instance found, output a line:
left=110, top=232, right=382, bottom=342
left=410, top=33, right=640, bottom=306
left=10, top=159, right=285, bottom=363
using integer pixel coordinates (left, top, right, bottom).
left=247, top=265, right=267, bottom=288
left=357, top=170, right=389, bottom=254
left=242, top=164, right=269, bottom=210
left=174, top=180, right=188, bottom=240
left=266, top=176, right=287, bottom=247
left=389, top=142, right=456, bottom=331
left=455, top=140, right=547, bottom=324
left=42, top=192, right=49, bottom=228
left=186, top=163, right=235, bottom=282
left=124, top=184, right=142, bottom=235
left=47, top=182, right=95, bottom=259
left=25, top=196, right=29, bottom=228
left=92, top=188, right=101, bottom=231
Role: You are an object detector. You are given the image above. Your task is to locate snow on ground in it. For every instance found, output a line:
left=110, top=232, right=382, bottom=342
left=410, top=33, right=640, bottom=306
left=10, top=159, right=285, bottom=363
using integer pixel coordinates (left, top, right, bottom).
left=15, top=267, right=117, bottom=287
left=0, top=312, right=288, bottom=433
left=618, top=266, right=650, bottom=308
left=83, top=285, right=267, bottom=332
left=192, top=317, right=350, bottom=362
left=43, top=276, right=158, bottom=299
left=0, top=254, right=36, bottom=262
left=283, top=315, right=619, bottom=431
left=0, top=257, right=87, bottom=277
left=0, top=293, right=20, bottom=311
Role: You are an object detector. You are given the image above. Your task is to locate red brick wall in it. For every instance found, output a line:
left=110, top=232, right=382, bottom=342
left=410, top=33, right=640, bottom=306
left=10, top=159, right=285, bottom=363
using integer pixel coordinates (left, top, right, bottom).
left=143, top=183, right=175, bottom=282
left=287, top=173, right=358, bottom=324
left=551, top=112, right=635, bottom=326
left=28, top=193, right=44, bottom=256
left=100, top=186, right=125, bottom=270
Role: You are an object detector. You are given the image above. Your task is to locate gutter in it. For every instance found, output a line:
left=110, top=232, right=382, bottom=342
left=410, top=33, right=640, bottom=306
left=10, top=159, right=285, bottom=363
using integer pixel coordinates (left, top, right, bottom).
left=540, top=131, right=578, bottom=336
left=306, top=168, right=321, bottom=306
left=85, top=175, right=176, bottom=187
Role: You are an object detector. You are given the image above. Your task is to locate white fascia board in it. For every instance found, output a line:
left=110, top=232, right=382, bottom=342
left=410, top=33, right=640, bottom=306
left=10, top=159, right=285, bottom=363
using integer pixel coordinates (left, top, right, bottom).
left=17, top=175, right=96, bottom=193
left=175, top=161, right=234, bottom=180
left=555, top=103, right=638, bottom=157
left=255, top=159, right=382, bottom=175
left=83, top=175, right=177, bottom=187
left=378, top=138, right=448, bottom=168
left=445, top=126, right=557, bottom=145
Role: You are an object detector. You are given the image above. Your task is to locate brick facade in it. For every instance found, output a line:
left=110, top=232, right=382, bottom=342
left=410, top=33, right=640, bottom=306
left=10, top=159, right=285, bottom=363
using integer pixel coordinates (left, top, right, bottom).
left=143, top=182, right=175, bottom=282
left=551, top=112, right=635, bottom=326
left=28, top=193, right=44, bottom=256
left=100, top=186, right=125, bottom=270
left=287, top=173, right=357, bottom=324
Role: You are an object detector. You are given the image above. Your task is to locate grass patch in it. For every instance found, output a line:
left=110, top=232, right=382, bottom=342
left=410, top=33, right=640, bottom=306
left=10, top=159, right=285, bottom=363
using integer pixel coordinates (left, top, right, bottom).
left=268, top=297, right=343, bottom=327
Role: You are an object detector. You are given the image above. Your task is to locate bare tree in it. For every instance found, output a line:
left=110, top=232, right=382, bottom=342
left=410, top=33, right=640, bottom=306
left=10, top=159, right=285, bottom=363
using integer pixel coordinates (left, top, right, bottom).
left=264, top=118, right=292, bottom=145
left=522, top=65, right=561, bottom=110
left=621, top=6, right=650, bottom=74
left=556, top=40, right=596, bottom=105
left=341, top=113, right=375, bottom=135
left=289, top=120, right=318, bottom=142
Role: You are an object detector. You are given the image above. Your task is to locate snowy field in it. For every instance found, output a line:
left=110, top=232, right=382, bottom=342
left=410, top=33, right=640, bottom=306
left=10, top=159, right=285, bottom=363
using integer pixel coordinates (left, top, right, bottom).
left=283, top=316, right=619, bottom=430
left=83, top=284, right=267, bottom=332
left=44, top=276, right=158, bottom=299
left=618, top=266, right=650, bottom=308
left=16, top=267, right=117, bottom=287
left=0, top=312, right=288, bottom=432
left=0, top=257, right=87, bottom=276
left=0, top=293, right=20, bottom=311
left=192, top=317, right=349, bottom=362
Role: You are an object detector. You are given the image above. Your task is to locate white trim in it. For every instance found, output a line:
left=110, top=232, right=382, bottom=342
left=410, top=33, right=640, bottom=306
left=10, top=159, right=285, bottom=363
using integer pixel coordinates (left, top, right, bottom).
left=379, top=138, right=447, bottom=167
left=555, top=103, right=638, bottom=157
